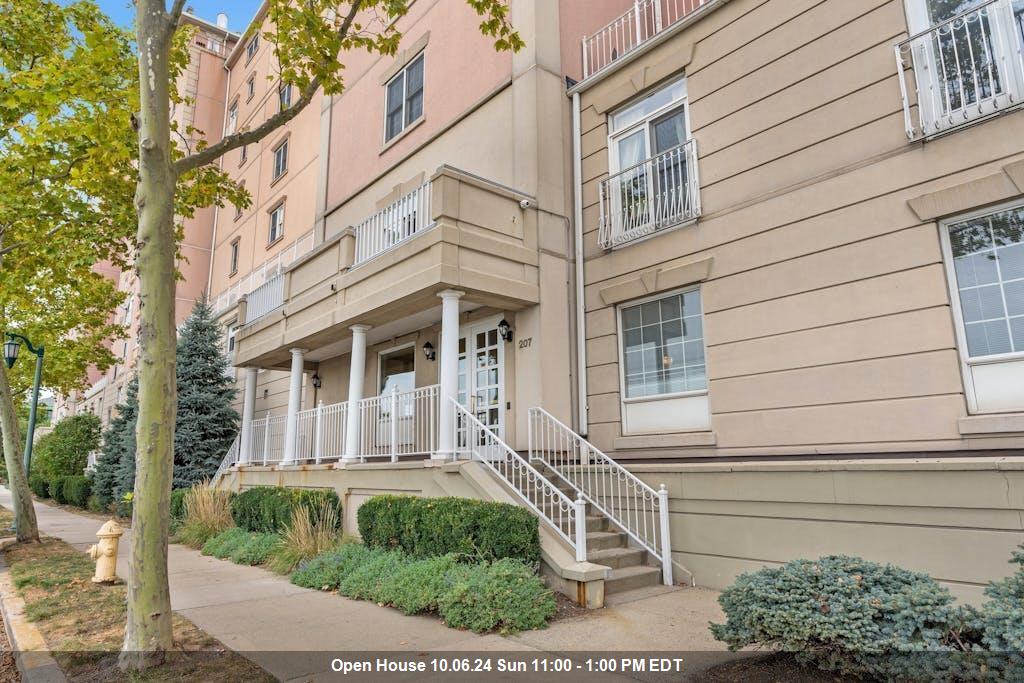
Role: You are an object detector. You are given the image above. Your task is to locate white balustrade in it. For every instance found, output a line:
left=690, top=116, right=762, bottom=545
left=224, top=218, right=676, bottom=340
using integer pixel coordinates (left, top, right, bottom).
left=353, top=181, right=433, bottom=266
left=243, top=273, right=285, bottom=323
left=897, top=0, right=1024, bottom=138
left=528, top=407, right=673, bottom=585
left=582, top=0, right=711, bottom=78
left=211, top=230, right=314, bottom=315
left=454, top=400, right=588, bottom=562
left=598, top=139, right=700, bottom=249
left=357, top=385, right=439, bottom=461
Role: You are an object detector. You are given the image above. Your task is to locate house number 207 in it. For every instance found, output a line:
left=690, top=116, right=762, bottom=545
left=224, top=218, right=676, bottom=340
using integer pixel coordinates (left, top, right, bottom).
left=518, top=338, right=532, bottom=349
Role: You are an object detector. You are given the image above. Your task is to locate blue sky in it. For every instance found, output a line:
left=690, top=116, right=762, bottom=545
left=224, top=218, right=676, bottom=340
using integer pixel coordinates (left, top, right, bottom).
left=92, top=0, right=258, bottom=32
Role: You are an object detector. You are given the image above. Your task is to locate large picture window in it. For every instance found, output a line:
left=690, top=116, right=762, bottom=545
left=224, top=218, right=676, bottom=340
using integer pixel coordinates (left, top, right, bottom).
left=945, top=204, right=1024, bottom=358
left=619, top=287, right=706, bottom=399
left=384, top=53, right=424, bottom=142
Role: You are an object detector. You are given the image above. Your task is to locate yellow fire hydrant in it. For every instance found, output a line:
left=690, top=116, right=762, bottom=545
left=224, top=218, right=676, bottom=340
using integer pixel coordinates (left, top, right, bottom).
left=87, top=520, right=123, bottom=584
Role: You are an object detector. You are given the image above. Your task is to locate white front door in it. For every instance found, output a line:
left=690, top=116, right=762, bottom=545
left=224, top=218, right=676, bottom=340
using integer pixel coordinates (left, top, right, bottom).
left=456, top=320, right=505, bottom=457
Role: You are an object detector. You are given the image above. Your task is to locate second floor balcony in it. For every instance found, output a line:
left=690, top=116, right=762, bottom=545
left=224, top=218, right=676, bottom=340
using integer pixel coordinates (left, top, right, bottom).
left=897, top=0, right=1024, bottom=139
left=598, top=138, right=700, bottom=249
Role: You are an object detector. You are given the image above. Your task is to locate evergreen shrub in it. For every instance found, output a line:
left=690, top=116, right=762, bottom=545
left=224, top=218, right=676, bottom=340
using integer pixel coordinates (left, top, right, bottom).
left=231, top=486, right=341, bottom=533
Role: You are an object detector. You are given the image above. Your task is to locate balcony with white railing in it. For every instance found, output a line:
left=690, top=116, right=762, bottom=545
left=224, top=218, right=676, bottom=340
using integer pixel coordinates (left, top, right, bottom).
left=211, top=230, right=314, bottom=316
left=353, top=181, right=434, bottom=266
left=243, top=272, right=285, bottom=323
left=582, top=0, right=714, bottom=79
left=896, top=0, right=1024, bottom=139
left=598, top=139, right=700, bottom=249
left=238, top=384, right=439, bottom=466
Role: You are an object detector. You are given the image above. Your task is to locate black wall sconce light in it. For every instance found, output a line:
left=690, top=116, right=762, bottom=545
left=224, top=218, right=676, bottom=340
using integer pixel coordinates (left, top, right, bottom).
left=497, top=318, right=514, bottom=343
left=422, top=341, right=436, bottom=361
left=311, top=372, right=322, bottom=389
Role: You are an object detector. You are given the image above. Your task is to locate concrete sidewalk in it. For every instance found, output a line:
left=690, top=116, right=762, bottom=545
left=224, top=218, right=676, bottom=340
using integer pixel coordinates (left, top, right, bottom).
left=0, top=487, right=731, bottom=681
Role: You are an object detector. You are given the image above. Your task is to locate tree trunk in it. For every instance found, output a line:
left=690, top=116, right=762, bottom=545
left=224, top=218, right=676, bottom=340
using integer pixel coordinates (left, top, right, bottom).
left=0, top=363, right=40, bottom=543
left=119, top=0, right=177, bottom=671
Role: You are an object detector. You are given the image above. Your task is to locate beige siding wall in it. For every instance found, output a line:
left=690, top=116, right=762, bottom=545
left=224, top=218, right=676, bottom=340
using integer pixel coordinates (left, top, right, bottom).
left=578, top=0, right=1024, bottom=458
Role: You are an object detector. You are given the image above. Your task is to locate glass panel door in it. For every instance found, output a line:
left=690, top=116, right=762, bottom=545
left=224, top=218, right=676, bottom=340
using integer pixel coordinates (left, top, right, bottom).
left=651, top=107, right=687, bottom=226
left=455, top=322, right=505, bottom=458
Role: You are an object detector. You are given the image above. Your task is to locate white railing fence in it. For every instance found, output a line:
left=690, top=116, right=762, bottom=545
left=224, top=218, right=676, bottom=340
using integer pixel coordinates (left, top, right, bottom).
left=528, top=407, right=673, bottom=585
left=356, top=385, right=439, bottom=462
left=211, top=230, right=314, bottom=315
left=582, top=0, right=711, bottom=78
left=250, top=413, right=287, bottom=465
left=353, top=181, right=434, bottom=266
left=210, top=436, right=240, bottom=485
left=244, top=273, right=285, bottom=323
left=896, top=0, right=1024, bottom=138
left=453, top=400, right=588, bottom=562
left=599, top=139, right=700, bottom=249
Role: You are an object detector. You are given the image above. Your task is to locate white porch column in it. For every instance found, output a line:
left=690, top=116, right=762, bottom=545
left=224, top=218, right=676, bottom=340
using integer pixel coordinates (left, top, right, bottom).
left=282, top=348, right=306, bottom=465
left=343, top=325, right=370, bottom=462
left=239, top=367, right=258, bottom=463
left=436, top=290, right=464, bottom=460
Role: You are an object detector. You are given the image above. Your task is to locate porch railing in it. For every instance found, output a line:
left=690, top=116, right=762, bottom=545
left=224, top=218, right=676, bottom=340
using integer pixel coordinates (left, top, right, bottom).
left=211, top=230, right=314, bottom=315
left=598, top=139, right=700, bottom=249
left=240, top=385, right=438, bottom=465
left=356, top=385, right=439, bottom=461
left=210, top=436, right=239, bottom=486
left=454, top=400, right=588, bottom=562
left=353, top=181, right=434, bottom=266
left=896, top=0, right=1024, bottom=139
left=244, top=273, right=285, bottom=324
left=528, top=407, right=672, bottom=585
left=582, top=0, right=712, bottom=78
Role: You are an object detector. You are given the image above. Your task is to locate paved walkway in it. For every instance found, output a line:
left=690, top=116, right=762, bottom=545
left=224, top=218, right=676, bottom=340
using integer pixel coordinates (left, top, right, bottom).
left=0, top=488, right=733, bottom=681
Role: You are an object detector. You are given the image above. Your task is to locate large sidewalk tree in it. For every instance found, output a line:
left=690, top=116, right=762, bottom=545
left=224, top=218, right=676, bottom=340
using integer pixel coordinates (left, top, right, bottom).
left=126, top=0, right=520, bottom=668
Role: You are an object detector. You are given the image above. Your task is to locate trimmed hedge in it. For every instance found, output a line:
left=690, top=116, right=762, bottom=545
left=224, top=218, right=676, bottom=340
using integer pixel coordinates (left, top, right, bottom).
left=231, top=486, right=342, bottom=533
left=62, top=476, right=91, bottom=508
left=357, top=495, right=539, bottom=563
left=29, top=475, right=49, bottom=499
left=49, top=475, right=71, bottom=504
left=170, top=489, right=187, bottom=521
left=291, top=545, right=555, bottom=634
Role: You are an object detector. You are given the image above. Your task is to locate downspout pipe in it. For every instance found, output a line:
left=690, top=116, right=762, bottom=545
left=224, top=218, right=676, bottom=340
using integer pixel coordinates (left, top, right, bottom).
left=571, top=91, right=588, bottom=436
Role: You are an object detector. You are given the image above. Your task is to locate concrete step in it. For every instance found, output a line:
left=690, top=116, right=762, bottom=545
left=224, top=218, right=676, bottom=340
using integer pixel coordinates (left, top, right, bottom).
left=586, top=530, right=625, bottom=551
left=604, top=564, right=662, bottom=595
left=584, top=515, right=607, bottom=532
left=586, top=546, right=645, bottom=569
left=603, top=583, right=677, bottom=607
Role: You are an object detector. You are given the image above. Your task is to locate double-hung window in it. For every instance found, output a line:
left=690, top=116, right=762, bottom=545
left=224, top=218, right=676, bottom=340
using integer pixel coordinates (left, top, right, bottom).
left=245, top=34, right=259, bottom=63
left=278, top=84, right=291, bottom=111
left=900, top=0, right=1024, bottom=136
left=618, top=287, right=710, bottom=434
left=943, top=203, right=1024, bottom=412
left=602, top=77, right=698, bottom=249
left=384, top=53, right=424, bottom=142
left=269, top=203, right=285, bottom=244
left=227, top=102, right=238, bottom=135
left=246, top=74, right=255, bottom=101
left=272, top=139, right=288, bottom=180
left=229, top=238, right=240, bottom=275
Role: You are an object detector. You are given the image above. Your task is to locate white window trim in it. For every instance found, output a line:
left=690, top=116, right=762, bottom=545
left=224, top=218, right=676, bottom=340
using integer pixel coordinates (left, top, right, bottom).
left=383, top=51, right=425, bottom=144
left=272, top=139, right=288, bottom=180
left=616, top=284, right=709, bottom=405
left=245, top=35, right=259, bottom=62
left=227, top=102, right=238, bottom=135
left=269, top=203, right=285, bottom=243
left=939, top=198, right=1024, bottom=413
left=376, top=341, right=417, bottom=396
left=607, top=77, right=691, bottom=175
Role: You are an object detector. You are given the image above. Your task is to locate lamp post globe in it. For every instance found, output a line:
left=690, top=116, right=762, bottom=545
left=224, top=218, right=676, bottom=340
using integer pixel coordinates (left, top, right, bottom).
left=3, top=338, right=20, bottom=369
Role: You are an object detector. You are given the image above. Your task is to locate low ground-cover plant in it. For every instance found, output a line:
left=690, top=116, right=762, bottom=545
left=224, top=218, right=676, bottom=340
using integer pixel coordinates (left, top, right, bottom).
left=711, top=549, right=1024, bottom=681
left=202, top=527, right=280, bottom=566
left=231, top=486, right=341, bottom=534
left=268, top=500, right=341, bottom=574
left=357, top=495, right=540, bottom=563
left=177, top=484, right=234, bottom=548
left=291, top=545, right=555, bottom=634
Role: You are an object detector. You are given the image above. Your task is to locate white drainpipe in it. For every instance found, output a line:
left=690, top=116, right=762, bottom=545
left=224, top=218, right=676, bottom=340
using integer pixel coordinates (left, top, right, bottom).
left=571, top=91, right=588, bottom=436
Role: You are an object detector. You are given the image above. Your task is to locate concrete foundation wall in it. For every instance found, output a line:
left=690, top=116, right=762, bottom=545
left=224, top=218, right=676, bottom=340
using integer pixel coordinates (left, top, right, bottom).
left=628, top=458, right=1024, bottom=604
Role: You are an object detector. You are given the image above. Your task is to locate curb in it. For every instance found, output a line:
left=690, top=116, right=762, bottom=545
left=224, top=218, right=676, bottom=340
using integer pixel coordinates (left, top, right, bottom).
left=0, top=539, right=67, bottom=683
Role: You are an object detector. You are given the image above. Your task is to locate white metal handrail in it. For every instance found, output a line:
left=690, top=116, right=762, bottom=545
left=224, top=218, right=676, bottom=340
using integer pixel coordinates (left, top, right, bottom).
left=453, top=400, right=588, bottom=562
left=356, top=385, right=439, bottom=462
left=244, top=273, right=284, bottom=323
left=210, top=436, right=239, bottom=485
left=211, top=230, right=314, bottom=315
left=353, top=181, right=434, bottom=265
left=599, top=139, right=700, bottom=249
left=582, top=0, right=711, bottom=78
left=251, top=412, right=287, bottom=465
left=528, top=407, right=673, bottom=585
left=896, top=0, right=1024, bottom=138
